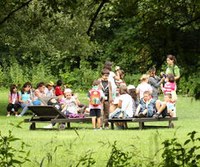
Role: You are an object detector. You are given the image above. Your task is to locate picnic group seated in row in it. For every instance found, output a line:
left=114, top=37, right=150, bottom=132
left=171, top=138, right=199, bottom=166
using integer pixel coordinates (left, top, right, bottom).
left=6, top=80, right=85, bottom=117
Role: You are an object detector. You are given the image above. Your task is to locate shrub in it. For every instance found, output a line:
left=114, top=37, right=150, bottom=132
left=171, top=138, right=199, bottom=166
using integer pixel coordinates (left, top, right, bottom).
left=159, top=131, right=200, bottom=167
left=0, top=130, right=30, bottom=167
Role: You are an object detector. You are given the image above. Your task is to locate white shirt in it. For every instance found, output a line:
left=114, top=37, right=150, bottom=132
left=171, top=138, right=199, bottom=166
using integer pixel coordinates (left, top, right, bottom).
left=109, top=71, right=117, bottom=97
left=136, top=82, right=152, bottom=99
left=119, top=94, right=133, bottom=117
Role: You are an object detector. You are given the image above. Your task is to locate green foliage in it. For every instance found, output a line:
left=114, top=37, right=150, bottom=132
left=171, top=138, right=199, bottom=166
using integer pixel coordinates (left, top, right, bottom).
left=160, top=131, right=200, bottom=167
left=60, top=62, right=100, bottom=91
left=0, top=65, right=4, bottom=86
left=31, top=63, right=55, bottom=88
left=106, top=141, right=132, bottom=167
left=0, top=0, right=200, bottom=98
left=0, top=130, right=30, bottom=167
left=76, top=150, right=96, bottom=167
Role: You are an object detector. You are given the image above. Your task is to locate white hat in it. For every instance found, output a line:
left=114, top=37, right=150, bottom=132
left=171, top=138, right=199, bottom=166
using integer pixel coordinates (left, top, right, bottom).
left=115, top=66, right=120, bottom=71
left=64, top=88, right=72, bottom=93
left=127, top=85, right=135, bottom=90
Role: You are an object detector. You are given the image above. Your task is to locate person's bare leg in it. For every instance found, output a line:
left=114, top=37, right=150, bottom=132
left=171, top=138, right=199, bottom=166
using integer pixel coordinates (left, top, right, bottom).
left=97, top=117, right=101, bottom=129
left=92, top=117, right=96, bottom=129
left=158, top=103, right=167, bottom=114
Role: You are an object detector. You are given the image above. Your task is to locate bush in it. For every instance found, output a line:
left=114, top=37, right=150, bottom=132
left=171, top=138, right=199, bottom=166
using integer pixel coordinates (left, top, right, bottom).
left=0, top=130, right=30, bottom=167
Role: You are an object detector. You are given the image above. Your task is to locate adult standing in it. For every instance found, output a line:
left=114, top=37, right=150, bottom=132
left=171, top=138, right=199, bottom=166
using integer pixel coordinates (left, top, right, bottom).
left=166, top=54, right=180, bottom=81
left=103, top=61, right=117, bottom=100
left=148, top=67, right=165, bottom=100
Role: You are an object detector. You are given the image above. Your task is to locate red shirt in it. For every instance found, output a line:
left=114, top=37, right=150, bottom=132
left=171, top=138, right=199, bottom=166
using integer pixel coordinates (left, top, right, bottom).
left=55, top=86, right=63, bottom=96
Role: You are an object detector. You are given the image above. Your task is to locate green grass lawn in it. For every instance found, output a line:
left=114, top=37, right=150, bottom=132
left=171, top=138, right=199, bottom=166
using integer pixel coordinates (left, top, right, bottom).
left=0, top=89, right=200, bottom=166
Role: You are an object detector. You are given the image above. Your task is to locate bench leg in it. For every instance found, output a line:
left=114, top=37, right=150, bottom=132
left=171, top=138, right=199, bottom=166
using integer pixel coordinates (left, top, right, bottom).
left=67, top=122, right=70, bottom=128
left=111, top=122, right=114, bottom=130
left=168, top=121, right=174, bottom=128
left=30, top=123, right=36, bottom=130
left=139, top=122, right=144, bottom=130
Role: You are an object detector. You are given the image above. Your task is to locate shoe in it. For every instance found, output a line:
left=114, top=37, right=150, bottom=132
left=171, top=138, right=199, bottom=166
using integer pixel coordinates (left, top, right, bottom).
left=138, top=112, right=145, bottom=118
left=59, top=124, right=66, bottom=130
left=16, top=115, right=22, bottom=117
left=104, top=127, right=109, bottom=130
left=6, top=114, right=10, bottom=117
left=153, top=113, right=160, bottom=119
left=43, top=124, right=53, bottom=129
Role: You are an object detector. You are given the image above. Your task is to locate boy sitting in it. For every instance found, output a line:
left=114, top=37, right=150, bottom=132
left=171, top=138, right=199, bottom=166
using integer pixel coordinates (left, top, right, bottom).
left=134, top=91, right=156, bottom=118
left=153, top=93, right=176, bottom=118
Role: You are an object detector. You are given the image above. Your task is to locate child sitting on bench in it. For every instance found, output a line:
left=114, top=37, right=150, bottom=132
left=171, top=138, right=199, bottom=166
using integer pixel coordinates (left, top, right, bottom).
left=153, top=93, right=176, bottom=118
left=134, top=91, right=157, bottom=118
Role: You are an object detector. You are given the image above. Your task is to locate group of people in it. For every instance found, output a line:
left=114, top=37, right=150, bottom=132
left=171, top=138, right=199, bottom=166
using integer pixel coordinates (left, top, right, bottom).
left=88, top=54, right=180, bottom=129
left=6, top=54, right=180, bottom=130
left=6, top=80, right=85, bottom=119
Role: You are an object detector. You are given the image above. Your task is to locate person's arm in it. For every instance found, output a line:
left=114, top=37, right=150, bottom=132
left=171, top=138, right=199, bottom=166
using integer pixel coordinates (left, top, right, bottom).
left=8, top=94, right=12, bottom=103
left=117, top=99, right=122, bottom=109
left=149, top=77, right=164, bottom=88
left=108, top=81, right=113, bottom=103
left=18, top=92, right=24, bottom=103
left=135, top=104, right=141, bottom=116
left=174, top=66, right=180, bottom=81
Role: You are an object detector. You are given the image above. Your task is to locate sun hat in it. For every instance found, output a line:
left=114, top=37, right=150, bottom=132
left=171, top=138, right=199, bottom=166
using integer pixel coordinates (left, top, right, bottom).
left=47, top=81, right=54, bottom=86
left=115, top=66, right=120, bottom=71
left=64, top=88, right=72, bottom=93
left=127, top=85, right=135, bottom=90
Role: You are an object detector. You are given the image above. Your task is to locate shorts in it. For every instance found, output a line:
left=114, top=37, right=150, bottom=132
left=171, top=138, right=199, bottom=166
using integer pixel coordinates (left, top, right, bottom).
left=90, top=109, right=101, bottom=118
left=161, top=107, right=168, bottom=118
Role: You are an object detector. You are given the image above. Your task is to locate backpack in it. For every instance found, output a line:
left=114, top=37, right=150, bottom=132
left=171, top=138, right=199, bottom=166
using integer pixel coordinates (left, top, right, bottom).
left=90, top=90, right=101, bottom=106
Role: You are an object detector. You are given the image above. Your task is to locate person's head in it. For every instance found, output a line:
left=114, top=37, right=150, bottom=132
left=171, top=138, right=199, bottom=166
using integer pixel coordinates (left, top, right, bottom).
left=103, top=61, right=113, bottom=71
left=104, top=61, right=113, bottom=67
left=37, top=82, right=45, bottom=92
left=140, top=74, right=149, bottom=82
left=148, top=67, right=156, bottom=77
left=56, top=80, right=63, bottom=86
left=127, top=85, right=137, bottom=100
left=115, top=66, right=120, bottom=71
left=92, top=80, right=100, bottom=87
left=119, top=69, right=125, bottom=79
left=101, top=68, right=110, bottom=81
left=22, top=82, right=32, bottom=92
left=166, top=74, right=175, bottom=83
left=143, top=91, right=152, bottom=102
left=47, top=81, right=54, bottom=90
left=166, top=54, right=177, bottom=66
left=10, top=84, right=18, bottom=93
left=164, top=93, right=172, bottom=102
left=119, top=85, right=128, bottom=95
left=64, top=88, right=72, bottom=99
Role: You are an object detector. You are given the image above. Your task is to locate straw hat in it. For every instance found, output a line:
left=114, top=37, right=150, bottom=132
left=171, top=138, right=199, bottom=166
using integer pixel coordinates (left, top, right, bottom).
left=47, top=81, right=54, bottom=86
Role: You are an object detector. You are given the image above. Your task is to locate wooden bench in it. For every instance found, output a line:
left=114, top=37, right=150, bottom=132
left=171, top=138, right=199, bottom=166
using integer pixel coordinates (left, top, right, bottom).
left=24, top=106, right=91, bottom=130
left=108, top=117, right=178, bottom=130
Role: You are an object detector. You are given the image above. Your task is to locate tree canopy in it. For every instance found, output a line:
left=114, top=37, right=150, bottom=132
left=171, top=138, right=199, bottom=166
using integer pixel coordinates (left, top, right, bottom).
left=0, top=0, right=200, bottom=98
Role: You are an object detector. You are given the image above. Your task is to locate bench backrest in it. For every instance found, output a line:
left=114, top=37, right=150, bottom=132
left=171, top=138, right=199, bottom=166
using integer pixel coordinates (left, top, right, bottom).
left=28, top=106, right=66, bottom=119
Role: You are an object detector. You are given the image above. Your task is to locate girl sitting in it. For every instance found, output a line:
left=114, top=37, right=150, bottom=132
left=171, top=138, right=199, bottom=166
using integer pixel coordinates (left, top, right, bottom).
left=17, top=82, right=33, bottom=117
left=6, top=84, right=21, bottom=117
